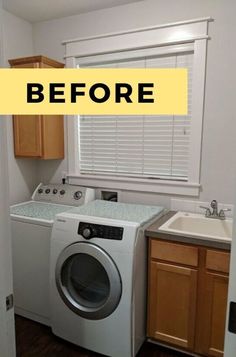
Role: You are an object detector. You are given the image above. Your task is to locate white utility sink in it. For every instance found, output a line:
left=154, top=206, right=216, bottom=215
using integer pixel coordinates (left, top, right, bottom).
left=158, top=211, right=232, bottom=242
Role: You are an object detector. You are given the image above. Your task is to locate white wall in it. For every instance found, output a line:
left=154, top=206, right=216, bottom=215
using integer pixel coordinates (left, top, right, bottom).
left=2, top=10, right=37, bottom=204
left=32, top=0, right=236, bottom=206
left=0, top=5, right=16, bottom=354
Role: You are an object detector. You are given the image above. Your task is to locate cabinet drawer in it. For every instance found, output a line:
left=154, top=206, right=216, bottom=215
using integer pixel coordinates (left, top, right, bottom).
left=150, top=240, right=198, bottom=267
left=206, top=249, right=230, bottom=274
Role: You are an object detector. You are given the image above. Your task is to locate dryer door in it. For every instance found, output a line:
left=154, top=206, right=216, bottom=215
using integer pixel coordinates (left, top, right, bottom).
left=55, top=242, right=122, bottom=320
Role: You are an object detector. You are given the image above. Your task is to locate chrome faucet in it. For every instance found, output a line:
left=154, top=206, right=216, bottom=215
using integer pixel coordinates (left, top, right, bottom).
left=211, top=200, right=218, bottom=217
left=200, top=200, right=231, bottom=220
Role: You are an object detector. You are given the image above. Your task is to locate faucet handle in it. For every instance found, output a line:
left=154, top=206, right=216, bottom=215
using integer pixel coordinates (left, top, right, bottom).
left=219, top=208, right=231, bottom=219
left=199, top=206, right=211, bottom=217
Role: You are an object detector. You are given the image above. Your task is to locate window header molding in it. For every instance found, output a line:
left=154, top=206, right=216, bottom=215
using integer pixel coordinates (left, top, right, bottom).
left=63, top=17, right=212, bottom=59
left=62, top=16, right=212, bottom=45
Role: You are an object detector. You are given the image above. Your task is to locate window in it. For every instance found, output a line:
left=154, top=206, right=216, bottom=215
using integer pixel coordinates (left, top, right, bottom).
left=78, top=50, right=193, bottom=181
left=65, top=18, right=210, bottom=195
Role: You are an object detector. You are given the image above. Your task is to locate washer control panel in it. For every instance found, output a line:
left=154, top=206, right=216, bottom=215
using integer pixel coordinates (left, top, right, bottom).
left=32, top=183, right=95, bottom=206
left=78, top=222, right=124, bottom=240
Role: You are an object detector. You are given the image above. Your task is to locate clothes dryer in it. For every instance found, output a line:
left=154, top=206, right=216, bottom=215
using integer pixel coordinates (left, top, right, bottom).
left=50, top=200, right=164, bottom=356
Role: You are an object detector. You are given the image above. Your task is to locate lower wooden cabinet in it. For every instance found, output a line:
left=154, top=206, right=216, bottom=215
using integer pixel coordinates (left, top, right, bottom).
left=148, top=261, right=197, bottom=350
left=195, top=249, right=230, bottom=357
left=203, top=273, right=229, bottom=357
left=147, top=239, right=230, bottom=356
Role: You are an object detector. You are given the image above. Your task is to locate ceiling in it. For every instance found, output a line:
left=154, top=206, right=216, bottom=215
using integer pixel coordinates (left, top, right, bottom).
left=3, top=0, right=143, bottom=23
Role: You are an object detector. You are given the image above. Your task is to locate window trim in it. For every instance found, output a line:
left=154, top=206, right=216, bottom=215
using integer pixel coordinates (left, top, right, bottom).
left=65, top=18, right=211, bottom=196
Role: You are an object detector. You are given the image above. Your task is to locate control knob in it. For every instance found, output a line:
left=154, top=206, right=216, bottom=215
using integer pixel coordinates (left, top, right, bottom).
left=82, top=227, right=95, bottom=240
left=60, top=189, right=66, bottom=195
left=53, top=189, right=58, bottom=194
left=74, top=191, right=82, bottom=200
left=38, top=188, right=43, bottom=194
left=45, top=188, right=50, bottom=194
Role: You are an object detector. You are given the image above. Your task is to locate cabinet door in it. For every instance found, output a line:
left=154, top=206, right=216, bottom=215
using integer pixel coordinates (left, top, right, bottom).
left=10, top=57, right=64, bottom=159
left=12, top=62, right=42, bottom=157
left=13, top=116, right=42, bottom=157
left=148, top=261, right=197, bottom=351
left=41, top=116, right=64, bottom=159
left=203, top=273, right=229, bottom=357
left=195, top=249, right=229, bottom=357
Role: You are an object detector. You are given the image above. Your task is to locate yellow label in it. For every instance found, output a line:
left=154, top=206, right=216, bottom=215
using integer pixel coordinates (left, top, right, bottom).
left=0, top=68, right=188, bottom=115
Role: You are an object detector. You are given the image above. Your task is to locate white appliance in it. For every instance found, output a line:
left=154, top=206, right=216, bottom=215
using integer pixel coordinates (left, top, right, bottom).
left=50, top=200, right=164, bottom=357
left=10, top=183, right=95, bottom=326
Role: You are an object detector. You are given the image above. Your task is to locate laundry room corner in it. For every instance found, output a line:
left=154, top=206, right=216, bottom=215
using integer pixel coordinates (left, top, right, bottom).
left=1, top=1, right=236, bottom=356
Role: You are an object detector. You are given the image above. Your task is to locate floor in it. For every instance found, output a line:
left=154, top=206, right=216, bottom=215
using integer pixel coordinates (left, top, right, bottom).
left=15, top=315, right=189, bottom=357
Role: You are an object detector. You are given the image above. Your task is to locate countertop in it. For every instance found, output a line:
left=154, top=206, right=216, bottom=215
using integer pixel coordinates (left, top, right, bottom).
left=146, top=211, right=231, bottom=251
left=68, top=200, right=164, bottom=224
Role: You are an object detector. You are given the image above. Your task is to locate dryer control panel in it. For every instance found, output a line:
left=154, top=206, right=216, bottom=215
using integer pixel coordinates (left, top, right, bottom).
left=78, top=222, right=124, bottom=240
left=32, top=183, right=95, bottom=206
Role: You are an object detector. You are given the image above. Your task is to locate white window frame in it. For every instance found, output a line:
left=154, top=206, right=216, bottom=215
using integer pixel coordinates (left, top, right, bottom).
left=64, top=17, right=211, bottom=196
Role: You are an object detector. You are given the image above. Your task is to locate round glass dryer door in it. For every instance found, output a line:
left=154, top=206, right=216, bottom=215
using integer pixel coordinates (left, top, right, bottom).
left=55, top=242, right=122, bottom=320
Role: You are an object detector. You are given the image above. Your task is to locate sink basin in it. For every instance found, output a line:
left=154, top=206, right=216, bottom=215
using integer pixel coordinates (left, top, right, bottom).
left=158, top=212, right=232, bottom=242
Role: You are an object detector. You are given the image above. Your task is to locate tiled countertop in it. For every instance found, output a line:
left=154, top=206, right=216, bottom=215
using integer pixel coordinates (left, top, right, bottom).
left=68, top=200, right=164, bottom=225
left=10, top=201, right=74, bottom=221
left=145, top=211, right=231, bottom=251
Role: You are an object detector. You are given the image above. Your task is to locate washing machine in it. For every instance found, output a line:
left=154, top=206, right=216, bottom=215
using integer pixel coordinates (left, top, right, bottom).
left=50, top=200, right=165, bottom=356
left=10, top=183, right=95, bottom=326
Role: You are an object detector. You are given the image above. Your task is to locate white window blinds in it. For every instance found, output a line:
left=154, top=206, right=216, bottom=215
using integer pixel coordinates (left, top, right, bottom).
left=79, top=51, right=193, bottom=180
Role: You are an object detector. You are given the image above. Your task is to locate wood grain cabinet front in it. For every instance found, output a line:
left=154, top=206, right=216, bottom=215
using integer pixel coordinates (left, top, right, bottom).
left=147, top=239, right=230, bottom=357
left=196, top=249, right=230, bottom=357
left=9, top=56, right=65, bottom=159
left=148, top=260, right=197, bottom=350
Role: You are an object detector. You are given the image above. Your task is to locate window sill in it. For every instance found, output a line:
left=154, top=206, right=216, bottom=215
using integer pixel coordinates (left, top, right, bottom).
left=68, top=174, right=200, bottom=196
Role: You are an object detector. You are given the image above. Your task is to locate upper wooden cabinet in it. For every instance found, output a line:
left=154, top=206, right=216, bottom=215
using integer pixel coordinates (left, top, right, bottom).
left=8, top=56, right=65, bottom=159
left=147, top=239, right=230, bottom=356
left=9, top=55, right=64, bottom=69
